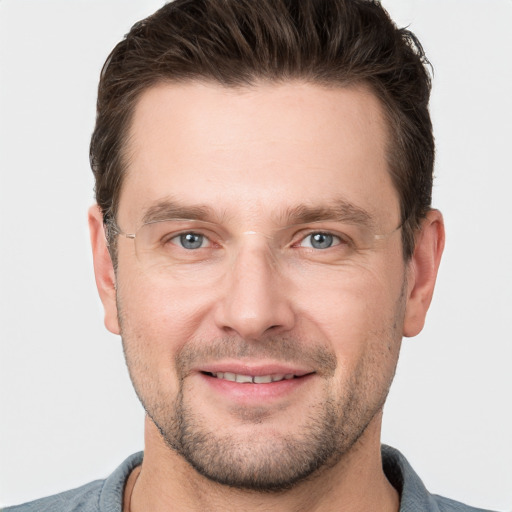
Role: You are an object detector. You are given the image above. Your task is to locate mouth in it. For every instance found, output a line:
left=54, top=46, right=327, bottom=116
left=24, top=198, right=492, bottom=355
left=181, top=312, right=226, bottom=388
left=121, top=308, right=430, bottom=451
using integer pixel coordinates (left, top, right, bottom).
left=197, top=366, right=316, bottom=403
left=202, top=371, right=306, bottom=384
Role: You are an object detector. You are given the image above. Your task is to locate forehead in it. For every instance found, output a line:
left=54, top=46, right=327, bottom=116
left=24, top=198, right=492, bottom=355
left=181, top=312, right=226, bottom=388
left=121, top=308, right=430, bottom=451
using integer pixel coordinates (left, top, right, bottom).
left=119, top=81, right=398, bottom=228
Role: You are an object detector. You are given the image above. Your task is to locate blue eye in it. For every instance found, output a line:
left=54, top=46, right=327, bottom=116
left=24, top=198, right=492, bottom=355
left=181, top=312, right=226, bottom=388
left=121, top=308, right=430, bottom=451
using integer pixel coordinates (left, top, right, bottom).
left=300, top=232, right=341, bottom=249
left=173, top=232, right=208, bottom=250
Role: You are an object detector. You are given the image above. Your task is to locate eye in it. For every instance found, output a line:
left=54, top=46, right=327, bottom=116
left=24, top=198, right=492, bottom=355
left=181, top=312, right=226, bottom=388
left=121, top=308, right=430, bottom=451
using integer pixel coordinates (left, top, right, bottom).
left=299, top=232, right=342, bottom=249
left=170, top=232, right=210, bottom=250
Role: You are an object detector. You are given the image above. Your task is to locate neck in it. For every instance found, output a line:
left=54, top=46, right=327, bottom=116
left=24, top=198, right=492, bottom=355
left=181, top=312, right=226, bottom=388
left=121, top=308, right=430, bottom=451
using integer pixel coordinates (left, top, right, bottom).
left=128, top=414, right=399, bottom=512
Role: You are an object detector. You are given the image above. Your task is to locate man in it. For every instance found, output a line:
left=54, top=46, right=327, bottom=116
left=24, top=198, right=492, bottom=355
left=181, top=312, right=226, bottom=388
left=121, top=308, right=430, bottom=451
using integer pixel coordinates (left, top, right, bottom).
left=2, top=1, right=501, bottom=511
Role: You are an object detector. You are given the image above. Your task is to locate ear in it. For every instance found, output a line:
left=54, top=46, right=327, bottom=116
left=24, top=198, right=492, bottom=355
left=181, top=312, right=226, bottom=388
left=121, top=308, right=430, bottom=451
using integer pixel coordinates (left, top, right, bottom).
left=88, top=205, right=120, bottom=335
left=403, top=209, right=445, bottom=337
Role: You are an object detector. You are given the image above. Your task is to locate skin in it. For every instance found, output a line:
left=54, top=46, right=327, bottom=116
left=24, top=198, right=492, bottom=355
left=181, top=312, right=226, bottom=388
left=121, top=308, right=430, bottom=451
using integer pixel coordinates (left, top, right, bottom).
left=89, top=81, right=444, bottom=512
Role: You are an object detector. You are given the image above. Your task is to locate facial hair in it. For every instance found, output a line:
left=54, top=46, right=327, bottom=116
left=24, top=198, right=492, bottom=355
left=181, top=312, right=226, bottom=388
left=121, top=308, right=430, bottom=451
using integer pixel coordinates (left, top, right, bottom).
left=120, top=313, right=403, bottom=492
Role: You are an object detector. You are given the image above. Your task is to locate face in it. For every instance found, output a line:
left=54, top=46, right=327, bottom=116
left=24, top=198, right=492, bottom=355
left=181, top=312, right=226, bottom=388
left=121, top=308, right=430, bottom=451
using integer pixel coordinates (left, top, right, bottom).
left=92, top=81, right=431, bottom=490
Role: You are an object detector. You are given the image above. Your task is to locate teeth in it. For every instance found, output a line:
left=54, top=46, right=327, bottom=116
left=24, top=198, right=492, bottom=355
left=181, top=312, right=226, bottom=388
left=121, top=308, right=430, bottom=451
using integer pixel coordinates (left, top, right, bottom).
left=211, top=372, right=297, bottom=384
left=253, top=375, right=272, bottom=384
left=235, top=374, right=253, bottom=383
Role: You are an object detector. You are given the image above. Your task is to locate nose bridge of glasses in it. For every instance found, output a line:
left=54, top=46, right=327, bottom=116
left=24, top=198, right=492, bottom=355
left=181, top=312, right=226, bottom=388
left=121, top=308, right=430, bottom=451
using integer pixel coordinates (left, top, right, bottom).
left=241, top=230, right=270, bottom=237
left=225, top=229, right=281, bottom=275
left=240, top=230, right=276, bottom=247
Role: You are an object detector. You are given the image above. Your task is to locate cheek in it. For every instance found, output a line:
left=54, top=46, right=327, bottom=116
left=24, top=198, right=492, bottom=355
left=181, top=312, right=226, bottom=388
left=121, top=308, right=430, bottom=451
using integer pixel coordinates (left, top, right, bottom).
left=292, top=262, right=405, bottom=362
left=306, top=275, right=404, bottom=406
left=115, top=276, right=208, bottom=403
left=116, top=269, right=218, bottom=359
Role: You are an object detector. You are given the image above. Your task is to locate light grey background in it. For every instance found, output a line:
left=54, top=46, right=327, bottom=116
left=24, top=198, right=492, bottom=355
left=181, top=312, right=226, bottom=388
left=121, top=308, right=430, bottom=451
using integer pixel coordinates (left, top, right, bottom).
left=1, top=0, right=511, bottom=509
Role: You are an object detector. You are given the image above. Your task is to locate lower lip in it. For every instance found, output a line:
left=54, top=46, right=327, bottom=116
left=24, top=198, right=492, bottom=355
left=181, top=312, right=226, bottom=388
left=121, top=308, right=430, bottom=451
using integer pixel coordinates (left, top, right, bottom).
left=198, top=372, right=314, bottom=402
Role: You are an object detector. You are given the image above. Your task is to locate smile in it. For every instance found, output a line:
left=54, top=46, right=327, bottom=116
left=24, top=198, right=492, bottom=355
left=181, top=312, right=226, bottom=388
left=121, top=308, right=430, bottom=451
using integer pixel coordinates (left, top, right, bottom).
left=204, top=372, right=299, bottom=384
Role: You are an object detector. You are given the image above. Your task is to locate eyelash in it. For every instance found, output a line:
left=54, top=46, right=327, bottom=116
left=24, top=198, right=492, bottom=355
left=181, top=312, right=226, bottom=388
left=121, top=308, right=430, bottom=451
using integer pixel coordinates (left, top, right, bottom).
left=167, top=231, right=348, bottom=250
left=296, top=232, right=345, bottom=249
left=168, top=232, right=212, bottom=249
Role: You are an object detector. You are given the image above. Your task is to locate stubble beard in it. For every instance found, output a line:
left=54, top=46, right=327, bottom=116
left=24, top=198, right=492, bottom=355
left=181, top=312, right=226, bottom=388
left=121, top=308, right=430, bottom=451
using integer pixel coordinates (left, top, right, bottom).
left=152, top=373, right=361, bottom=491
left=119, top=282, right=405, bottom=492
left=121, top=332, right=401, bottom=492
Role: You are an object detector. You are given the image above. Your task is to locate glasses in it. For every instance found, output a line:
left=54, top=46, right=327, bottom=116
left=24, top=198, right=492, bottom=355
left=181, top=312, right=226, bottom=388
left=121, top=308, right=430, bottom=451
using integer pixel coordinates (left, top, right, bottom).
left=108, top=217, right=403, bottom=279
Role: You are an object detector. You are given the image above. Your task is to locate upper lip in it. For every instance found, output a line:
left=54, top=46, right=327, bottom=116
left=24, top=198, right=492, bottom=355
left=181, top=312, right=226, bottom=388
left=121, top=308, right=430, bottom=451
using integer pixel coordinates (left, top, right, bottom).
left=196, top=361, right=315, bottom=378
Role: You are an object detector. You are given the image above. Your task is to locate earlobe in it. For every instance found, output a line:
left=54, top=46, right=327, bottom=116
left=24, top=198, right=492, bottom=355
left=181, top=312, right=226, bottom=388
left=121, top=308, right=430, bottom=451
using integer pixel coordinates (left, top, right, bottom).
left=403, top=209, right=445, bottom=338
left=88, top=205, right=121, bottom=335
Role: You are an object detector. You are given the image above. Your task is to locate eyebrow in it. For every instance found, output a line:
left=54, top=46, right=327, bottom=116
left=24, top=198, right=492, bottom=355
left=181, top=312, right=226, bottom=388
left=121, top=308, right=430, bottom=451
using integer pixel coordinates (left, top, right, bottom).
left=141, top=197, right=374, bottom=228
left=279, top=201, right=374, bottom=228
left=142, top=198, right=224, bottom=225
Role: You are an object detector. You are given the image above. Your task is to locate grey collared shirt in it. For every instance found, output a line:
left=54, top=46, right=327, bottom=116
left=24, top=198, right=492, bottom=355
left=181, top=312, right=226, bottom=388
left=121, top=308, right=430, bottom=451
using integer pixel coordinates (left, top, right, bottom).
left=2, top=446, right=498, bottom=511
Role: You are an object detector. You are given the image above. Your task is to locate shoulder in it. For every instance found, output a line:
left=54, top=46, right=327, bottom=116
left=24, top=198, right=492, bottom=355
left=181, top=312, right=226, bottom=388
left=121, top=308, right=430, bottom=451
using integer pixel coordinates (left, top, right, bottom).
left=2, top=480, right=104, bottom=512
left=381, top=445, right=498, bottom=512
left=432, top=494, right=498, bottom=512
left=430, top=494, right=498, bottom=512
left=2, top=452, right=143, bottom=512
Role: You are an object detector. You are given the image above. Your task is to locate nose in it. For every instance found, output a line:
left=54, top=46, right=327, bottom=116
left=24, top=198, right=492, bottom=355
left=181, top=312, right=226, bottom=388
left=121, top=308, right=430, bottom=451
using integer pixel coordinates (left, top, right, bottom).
left=214, top=241, right=296, bottom=340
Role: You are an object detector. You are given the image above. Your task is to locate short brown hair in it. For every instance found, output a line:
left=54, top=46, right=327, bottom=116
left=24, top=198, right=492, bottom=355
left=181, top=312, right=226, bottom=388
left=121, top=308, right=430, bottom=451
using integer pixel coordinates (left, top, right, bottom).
left=90, top=0, right=434, bottom=259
